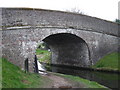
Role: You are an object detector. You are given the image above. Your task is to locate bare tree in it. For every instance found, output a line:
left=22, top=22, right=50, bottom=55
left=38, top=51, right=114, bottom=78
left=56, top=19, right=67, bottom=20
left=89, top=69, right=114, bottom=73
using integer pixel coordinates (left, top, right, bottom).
left=66, top=7, right=84, bottom=14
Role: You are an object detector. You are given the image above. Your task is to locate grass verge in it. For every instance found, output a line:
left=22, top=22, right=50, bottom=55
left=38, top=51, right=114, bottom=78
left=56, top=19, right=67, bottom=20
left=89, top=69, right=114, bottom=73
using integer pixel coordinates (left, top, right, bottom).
left=53, top=72, right=108, bottom=89
left=1, top=58, right=109, bottom=88
left=92, top=52, right=120, bottom=71
left=36, top=49, right=51, bottom=64
left=1, top=58, right=51, bottom=88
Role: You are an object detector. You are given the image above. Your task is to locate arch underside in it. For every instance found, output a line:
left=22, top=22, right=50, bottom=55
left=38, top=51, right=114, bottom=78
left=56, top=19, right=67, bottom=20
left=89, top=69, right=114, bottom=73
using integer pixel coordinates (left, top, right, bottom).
left=43, top=33, right=91, bottom=67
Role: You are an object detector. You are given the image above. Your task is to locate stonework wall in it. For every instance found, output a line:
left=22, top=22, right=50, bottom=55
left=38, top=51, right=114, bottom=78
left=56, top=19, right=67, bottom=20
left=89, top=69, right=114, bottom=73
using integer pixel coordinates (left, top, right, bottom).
left=2, top=28, right=119, bottom=72
left=1, top=8, right=119, bottom=72
left=1, top=8, right=119, bottom=36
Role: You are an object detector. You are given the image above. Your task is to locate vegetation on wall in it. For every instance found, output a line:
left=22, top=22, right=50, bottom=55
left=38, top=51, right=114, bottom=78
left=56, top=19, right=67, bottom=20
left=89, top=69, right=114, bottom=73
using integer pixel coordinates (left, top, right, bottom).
left=115, top=19, right=120, bottom=24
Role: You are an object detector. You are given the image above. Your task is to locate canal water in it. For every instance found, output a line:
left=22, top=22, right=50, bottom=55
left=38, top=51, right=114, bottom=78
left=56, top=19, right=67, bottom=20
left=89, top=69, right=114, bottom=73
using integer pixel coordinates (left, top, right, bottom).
left=43, top=64, right=119, bottom=89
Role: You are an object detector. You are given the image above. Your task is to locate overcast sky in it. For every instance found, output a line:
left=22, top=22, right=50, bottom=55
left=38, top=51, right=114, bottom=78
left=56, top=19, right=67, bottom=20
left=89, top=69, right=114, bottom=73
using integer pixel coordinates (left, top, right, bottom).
left=0, top=0, right=119, bottom=21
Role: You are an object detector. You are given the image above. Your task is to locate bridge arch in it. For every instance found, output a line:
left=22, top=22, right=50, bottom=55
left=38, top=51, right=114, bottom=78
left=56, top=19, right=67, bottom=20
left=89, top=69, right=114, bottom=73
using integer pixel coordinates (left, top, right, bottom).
left=40, top=33, right=92, bottom=67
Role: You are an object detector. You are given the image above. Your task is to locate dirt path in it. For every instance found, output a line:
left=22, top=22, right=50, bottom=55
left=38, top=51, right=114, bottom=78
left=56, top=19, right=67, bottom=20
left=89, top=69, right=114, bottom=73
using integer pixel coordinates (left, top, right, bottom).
left=47, top=74, right=72, bottom=88
left=42, top=72, right=85, bottom=88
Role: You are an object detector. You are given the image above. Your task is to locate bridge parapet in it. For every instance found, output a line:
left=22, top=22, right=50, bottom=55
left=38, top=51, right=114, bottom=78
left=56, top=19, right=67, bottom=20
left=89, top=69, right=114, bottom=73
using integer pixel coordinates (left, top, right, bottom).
left=0, top=8, right=119, bottom=37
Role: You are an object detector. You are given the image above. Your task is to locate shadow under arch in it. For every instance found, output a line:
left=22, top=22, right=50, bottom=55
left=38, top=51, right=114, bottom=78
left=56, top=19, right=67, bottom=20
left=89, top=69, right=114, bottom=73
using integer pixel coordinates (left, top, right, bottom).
left=42, top=33, right=92, bottom=68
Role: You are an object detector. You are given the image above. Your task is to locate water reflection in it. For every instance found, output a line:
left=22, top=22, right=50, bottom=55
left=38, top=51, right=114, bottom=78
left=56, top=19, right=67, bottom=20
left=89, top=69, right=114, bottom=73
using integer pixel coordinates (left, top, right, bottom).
left=46, top=65, right=119, bottom=89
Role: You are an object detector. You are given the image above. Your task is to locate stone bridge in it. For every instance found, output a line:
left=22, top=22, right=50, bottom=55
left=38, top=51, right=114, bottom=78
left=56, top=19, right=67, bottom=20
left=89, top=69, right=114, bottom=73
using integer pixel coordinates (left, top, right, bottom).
left=0, top=8, right=119, bottom=72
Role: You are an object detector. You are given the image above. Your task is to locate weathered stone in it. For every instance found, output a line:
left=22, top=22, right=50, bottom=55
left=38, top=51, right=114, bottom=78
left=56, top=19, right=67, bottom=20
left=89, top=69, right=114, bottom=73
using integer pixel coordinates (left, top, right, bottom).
left=0, top=8, right=119, bottom=72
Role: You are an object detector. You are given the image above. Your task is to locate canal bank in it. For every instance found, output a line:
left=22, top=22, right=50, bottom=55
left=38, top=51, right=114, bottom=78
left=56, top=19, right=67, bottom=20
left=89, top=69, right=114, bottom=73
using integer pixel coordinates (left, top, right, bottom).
left=40, top=62, right=120, bottom=89
left=36, top=48, right=119, bottom=89
left=41, top=71, right=108, bottom=89
left=2, top=58, right=108, bottom=88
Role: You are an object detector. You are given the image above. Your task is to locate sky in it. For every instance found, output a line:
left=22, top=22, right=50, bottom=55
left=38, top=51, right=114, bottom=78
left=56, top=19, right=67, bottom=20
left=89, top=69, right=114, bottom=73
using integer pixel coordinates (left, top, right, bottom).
left=0, top=0, right=119, bottom=21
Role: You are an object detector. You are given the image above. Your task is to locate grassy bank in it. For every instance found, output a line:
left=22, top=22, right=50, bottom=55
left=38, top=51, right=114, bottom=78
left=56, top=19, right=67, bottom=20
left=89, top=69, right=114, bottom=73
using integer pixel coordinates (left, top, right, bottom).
left=53, top=73, right=107, bottom=89
left=1, top=58, right=107, bottom=88
left=36, top=49, right=51, bottom=64
left=1, top=58, right=51, bottom=88
left=92, top=52, right=120, bottom=71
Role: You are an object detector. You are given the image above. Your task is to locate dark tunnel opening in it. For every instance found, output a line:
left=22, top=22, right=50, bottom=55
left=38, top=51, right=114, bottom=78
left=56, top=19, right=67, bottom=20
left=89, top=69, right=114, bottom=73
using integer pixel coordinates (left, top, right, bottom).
left=43, top=33, right=91, bottom=67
